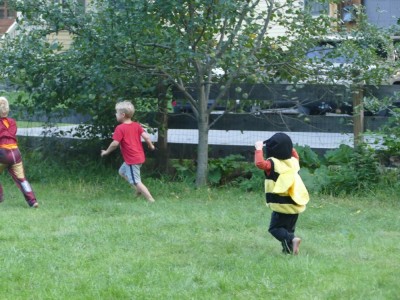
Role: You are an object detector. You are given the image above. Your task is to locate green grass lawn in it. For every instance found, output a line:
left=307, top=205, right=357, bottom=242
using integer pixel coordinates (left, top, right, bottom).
left=0, top=174, right=398, bottom=299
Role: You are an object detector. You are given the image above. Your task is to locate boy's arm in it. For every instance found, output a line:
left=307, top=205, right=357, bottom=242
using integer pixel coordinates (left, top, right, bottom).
left=141, top=132, right=155, bottom=150
left=101, top=140, right=120, bottom=157
left=254, top=141, right=271, bottom=172
left=292, top=148, right=299, bottom=160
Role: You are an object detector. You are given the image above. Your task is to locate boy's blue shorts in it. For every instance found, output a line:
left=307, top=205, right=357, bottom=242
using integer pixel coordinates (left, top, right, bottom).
left=119, top=163, right=142, bottom=185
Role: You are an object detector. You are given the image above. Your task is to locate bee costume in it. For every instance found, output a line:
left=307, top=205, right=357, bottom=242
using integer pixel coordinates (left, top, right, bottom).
left=263, top=133, right=309, bottom=254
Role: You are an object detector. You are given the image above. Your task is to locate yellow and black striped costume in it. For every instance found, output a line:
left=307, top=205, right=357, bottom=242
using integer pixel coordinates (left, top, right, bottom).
left=264, top=157, right=309, bottom=214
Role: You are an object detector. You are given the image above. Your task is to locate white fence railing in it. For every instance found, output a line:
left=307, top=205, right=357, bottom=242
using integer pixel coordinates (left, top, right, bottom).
left=4, top=21, right=18, bottom=39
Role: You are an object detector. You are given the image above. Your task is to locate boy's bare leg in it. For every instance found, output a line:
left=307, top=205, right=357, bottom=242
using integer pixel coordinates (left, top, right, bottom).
left=120, top=172, right=141, bottom=197
left=132, top=185, right=141, bottom=197
left=292, top=237, right=301, bottom=255
left=119, top=172, right=129, bottom=181
left=134, top=182, right=155, bottom=203
left=120, top=172, right=153, bottom=202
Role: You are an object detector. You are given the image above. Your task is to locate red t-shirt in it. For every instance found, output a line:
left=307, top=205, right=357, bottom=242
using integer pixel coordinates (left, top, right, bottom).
left=112, top=122, right=145, bottom=165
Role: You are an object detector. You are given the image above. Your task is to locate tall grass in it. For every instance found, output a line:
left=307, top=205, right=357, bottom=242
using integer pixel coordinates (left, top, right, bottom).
left=0, top=166, right=398, bottom=299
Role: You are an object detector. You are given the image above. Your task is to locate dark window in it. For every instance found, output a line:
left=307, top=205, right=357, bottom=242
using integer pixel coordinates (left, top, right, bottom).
left=304, top=0, right=329, bottom=17
left=0, top=0, right=16, bottom=19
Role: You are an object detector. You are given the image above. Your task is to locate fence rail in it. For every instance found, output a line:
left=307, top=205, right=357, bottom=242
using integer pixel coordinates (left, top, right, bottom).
left=166, top=83, right=399, bottom=158
left=141, top=112, right=389, bottom=159
left=14, top=82, right=398, bottom=159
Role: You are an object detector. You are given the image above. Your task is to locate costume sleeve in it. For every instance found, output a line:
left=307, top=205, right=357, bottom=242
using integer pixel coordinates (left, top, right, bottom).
left=292, top=148, right=299, bottom=160
left=254, top=149, right=272, bottom=172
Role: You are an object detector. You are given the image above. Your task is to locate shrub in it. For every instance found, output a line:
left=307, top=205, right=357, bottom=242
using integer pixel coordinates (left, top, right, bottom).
left=171, top=154, right=259, bottom=190
left=171, top=159, right=196, bottom=184
left=377, top=108, right=400, bottom=166
left=208, top=155, right=252, bottom=186
left=295, top=144, right=321, bottom=170
left=317, top=143, right=381, bottom=195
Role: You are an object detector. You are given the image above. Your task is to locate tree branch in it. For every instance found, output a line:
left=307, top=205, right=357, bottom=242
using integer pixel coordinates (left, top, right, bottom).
left=215, top=1, right=259, bottom=60
left=159, top=70, right=199, bottom=117
left=142, top=43, right=172, bottom=50
left=252, top=0, right=275, bottom=53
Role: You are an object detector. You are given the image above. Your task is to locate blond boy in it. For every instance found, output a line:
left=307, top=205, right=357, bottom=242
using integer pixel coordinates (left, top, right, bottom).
left=0, top=96, right=38, bottom=208
left=101, top=101, right=155, bottom=202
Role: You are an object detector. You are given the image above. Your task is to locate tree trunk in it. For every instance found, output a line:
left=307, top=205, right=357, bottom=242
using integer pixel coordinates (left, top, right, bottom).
left=195, top=95, right=209, bottom=187
left=155, top=82, right=170, bottom=174
left=353, top=85, right=364, bottom=147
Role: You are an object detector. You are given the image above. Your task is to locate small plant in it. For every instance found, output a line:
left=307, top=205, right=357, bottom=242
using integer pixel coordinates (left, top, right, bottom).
left=238, top=167, right=264, bottom=192
left=324, top=144, right=354, bottom=165
left=171, top=155, right=255, bottom=187
left=171, top=159, right=196, bottom=183
left=208, top=155, right=252, bottom=186
left=295, top=144, right=321, bottom=170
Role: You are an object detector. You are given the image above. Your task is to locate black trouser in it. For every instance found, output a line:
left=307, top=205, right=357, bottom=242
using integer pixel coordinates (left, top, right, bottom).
left=268, top=211, right=299, bottom=253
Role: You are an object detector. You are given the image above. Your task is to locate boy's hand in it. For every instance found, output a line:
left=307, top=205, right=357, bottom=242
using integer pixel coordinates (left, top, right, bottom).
left=255, top=141, right=263, bottom=150
left=149, top=144, right=156, bottom=151
left=101, top=141, right=119, bottom=157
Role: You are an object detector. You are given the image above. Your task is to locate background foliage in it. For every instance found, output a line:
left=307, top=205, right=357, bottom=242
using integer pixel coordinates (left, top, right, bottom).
left=1, top=0, right=399, bottom=186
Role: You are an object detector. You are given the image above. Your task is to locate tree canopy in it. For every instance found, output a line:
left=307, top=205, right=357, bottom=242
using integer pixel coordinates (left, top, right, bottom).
left=1, top=0, right=397, bottom=186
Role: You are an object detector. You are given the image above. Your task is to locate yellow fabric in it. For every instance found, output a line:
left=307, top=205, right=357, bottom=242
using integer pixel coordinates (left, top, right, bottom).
left=0, top=143, right=18, bottom=150
left=10, top=162, right=25, bottom=179
left=2, top=119, right=9, bottom=128
left=288, top=174, right=310, bottom=205
left=269, top=157, right=309, bottom=205
left=268, top=202, right=306, bottom=214
left=0, top=161, right=25, bottom=178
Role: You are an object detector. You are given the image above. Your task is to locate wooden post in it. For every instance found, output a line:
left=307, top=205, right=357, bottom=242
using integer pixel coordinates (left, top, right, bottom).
left=353, top=85, right=364, bottom=147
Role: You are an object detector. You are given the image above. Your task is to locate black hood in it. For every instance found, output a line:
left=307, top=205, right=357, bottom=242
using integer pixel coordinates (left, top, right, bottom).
left=263, top=133, right=293, bottom=159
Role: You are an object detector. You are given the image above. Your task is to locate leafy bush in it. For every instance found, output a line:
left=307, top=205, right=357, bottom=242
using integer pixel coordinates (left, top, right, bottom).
left=295, top=144, right=321, bottom=170
left=299, top=165, right=330, bottom=194
left=171, top=154, right=259, bottom=189
left=380, top=108, right=400, bottom=156
left=208, top=155, right=252, bottom=186
left=324, top=144, right=354, bottom=165
left=295, top=143, right=390, bottom=195
left=171, top=159, right=196, bottom=184
left=315, top=144, right=381, bottom=195
left=17, top=134, right=398, bottom=197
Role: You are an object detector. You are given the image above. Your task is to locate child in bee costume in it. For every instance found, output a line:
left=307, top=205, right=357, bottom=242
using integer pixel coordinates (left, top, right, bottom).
left=254, top=133, right=309, bottom=255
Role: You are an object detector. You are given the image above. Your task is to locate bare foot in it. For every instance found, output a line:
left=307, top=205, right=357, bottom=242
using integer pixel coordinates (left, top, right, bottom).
left=292, top=237, right=301, bottom=255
